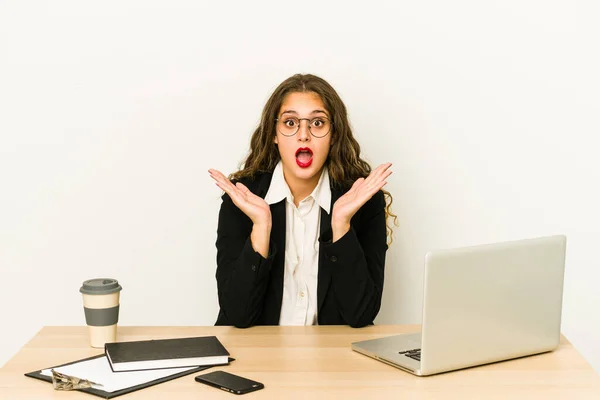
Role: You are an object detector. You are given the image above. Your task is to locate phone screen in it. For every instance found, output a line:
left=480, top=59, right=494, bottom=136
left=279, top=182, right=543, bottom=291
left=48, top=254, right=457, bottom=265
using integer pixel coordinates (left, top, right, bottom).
left=195, top=371, right=264, bottom=395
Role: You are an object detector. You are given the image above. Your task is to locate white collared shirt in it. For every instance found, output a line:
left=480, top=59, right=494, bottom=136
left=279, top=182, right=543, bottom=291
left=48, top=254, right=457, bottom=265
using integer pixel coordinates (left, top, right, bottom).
left=264, top=161, right=331, bottom=326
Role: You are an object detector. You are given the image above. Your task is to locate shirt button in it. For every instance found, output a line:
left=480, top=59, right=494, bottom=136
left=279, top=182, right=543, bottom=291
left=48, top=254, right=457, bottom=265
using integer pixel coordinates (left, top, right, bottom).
left=251, top=265, right=257, bottom=272
left=300, top=291, right=305, bottom=298
left=330, top=256, right=337, bottom=262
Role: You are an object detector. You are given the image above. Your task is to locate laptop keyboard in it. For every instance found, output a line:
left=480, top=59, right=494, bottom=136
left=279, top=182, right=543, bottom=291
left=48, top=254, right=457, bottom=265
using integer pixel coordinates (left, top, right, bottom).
left=399, top=348, right=421, bottom=361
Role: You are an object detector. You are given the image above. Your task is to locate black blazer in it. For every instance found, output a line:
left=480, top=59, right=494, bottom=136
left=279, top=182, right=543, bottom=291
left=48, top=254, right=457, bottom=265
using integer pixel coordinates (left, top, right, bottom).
left=214, top=171, right=388, bottom=328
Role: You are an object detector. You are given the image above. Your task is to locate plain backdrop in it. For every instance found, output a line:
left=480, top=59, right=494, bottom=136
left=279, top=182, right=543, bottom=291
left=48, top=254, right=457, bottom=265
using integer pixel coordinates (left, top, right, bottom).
left=1, top=0, right=599, bottom=372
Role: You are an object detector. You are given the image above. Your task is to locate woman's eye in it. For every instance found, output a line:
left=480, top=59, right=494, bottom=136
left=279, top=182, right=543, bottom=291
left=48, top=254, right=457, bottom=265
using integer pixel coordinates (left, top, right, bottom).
left=312, top=119, right=324, bottom=127
left=285, top=119, right=297, bottom=127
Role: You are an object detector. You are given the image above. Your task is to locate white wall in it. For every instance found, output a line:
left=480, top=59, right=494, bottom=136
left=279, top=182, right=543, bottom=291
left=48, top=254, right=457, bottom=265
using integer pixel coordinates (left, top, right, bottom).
left=1, top=0, right=599, bottom=372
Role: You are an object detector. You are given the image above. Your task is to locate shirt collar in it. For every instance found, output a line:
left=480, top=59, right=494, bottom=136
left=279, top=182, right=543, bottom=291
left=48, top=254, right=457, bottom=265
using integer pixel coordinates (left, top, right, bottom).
left=264, top=160, right=331, bottom=214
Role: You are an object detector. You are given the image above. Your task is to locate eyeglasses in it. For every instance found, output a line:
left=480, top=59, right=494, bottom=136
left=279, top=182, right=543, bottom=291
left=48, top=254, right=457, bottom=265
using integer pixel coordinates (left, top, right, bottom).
left=275, top=116, right=332, bottom=138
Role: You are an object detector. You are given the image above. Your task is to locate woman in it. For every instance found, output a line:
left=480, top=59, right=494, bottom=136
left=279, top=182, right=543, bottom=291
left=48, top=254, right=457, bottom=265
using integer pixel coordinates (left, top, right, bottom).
left=209, top=74, right=395, bottom=328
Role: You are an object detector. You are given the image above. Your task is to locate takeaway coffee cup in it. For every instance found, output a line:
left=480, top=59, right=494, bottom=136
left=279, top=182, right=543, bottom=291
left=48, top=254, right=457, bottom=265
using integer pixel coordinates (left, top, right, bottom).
left=80, top=278, right=122, bottom=348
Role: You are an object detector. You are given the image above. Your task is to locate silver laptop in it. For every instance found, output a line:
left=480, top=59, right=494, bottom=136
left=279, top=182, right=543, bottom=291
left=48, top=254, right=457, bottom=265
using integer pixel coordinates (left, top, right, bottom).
left=352, top=235, right=567, bottom=376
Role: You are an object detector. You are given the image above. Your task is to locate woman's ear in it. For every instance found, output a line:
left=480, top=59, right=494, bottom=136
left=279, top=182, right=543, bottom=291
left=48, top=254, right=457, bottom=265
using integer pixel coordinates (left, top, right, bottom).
left=273, top=135, right=278, bottom=144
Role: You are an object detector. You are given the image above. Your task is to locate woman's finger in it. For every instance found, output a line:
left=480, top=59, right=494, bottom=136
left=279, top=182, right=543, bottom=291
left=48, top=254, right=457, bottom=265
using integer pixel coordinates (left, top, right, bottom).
left=215, top=180, right=237, bottom=198
left=209, top=169, right=234, bottom=188
left=210, top=169, right=241, bottom=197
left=209, top=171, right=254, bottom=208
left=215, top=178, right=246, bottom=206
left=371, top=163, right=392, bottom=181
left=371, top=169, right=392, bottom=186
left=236, top=182, right=250, bottom=195
left=357, top=170, right=392, bottom=201
left=366, top=165, right=392, bottom=189
left=208, top=169, right=227, bottom=187
left=363, top=163, right=391, bottom=186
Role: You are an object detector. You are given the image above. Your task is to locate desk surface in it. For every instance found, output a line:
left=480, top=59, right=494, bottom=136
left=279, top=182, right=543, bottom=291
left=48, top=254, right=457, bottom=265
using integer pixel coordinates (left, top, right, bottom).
left=1, top=325, right=599, bottom=399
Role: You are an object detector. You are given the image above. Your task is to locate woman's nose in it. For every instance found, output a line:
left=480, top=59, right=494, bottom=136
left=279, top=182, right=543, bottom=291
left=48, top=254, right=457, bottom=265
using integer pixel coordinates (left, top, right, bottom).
left=297, top=121, right=311, bottom=142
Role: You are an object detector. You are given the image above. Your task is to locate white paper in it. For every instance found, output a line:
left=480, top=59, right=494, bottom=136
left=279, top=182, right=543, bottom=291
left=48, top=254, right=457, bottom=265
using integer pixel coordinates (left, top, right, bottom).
left=40, top=356, right=197, bottom=393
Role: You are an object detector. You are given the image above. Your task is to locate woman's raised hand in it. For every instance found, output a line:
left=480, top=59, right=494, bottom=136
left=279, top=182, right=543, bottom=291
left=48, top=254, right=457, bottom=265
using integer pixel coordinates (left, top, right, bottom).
left=331, top=162, right=392, bottom=226
left=209, top=169, right=272, bottom=226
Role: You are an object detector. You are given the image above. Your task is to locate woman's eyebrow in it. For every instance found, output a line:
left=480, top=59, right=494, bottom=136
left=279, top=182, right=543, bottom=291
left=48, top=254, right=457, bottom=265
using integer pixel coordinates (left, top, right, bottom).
left=280, top=109, right=329, bottom=116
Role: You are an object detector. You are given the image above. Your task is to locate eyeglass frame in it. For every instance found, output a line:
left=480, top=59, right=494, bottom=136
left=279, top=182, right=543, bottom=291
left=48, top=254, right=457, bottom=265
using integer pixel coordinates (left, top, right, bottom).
left=274, top=115, right=333, bottom=138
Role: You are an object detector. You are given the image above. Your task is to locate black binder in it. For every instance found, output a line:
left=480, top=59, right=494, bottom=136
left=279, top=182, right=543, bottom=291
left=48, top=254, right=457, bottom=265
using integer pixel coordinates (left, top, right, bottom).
left=105, top=335, right=230, bottom=372
left=25, top=354, right=234, bottom=399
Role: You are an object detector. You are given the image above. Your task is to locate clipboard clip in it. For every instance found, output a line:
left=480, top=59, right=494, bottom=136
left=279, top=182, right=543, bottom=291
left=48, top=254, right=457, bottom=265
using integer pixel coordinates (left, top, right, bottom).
left=51, top=369, right=104, bottom=390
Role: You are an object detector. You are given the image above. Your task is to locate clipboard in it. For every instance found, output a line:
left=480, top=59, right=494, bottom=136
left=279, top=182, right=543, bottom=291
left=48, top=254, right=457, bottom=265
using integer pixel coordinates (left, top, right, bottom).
left=25, top=354, right=235, bottom=399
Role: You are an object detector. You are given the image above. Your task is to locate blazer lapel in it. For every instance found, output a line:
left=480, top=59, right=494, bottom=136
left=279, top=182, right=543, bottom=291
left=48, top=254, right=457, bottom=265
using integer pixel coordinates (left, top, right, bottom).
left=270, top=198, right=287, bottom=286
left=256, top=172, right=287, bottom=324
left=317, top=184, right=345, bottom=313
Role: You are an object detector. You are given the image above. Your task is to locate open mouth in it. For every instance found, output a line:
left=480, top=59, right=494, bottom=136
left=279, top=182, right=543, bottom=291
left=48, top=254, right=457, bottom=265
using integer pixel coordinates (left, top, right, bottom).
left=295, top=147, right=313, bottom=168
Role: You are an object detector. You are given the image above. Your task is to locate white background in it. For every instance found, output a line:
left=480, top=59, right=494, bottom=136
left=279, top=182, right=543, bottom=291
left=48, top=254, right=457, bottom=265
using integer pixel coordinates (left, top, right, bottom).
left=1, top=1, right=599, bottom=372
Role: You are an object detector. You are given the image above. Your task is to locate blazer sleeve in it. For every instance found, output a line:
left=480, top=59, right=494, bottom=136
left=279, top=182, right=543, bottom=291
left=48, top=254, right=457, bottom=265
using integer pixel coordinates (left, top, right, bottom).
left=319, top=190, right=388, bottom=328
left=215, top=192, right=277, bottom=328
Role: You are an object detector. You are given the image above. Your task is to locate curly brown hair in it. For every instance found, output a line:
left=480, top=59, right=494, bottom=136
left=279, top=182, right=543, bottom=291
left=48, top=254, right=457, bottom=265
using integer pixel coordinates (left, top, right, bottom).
left=230, top=73, right=398, bottom=244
